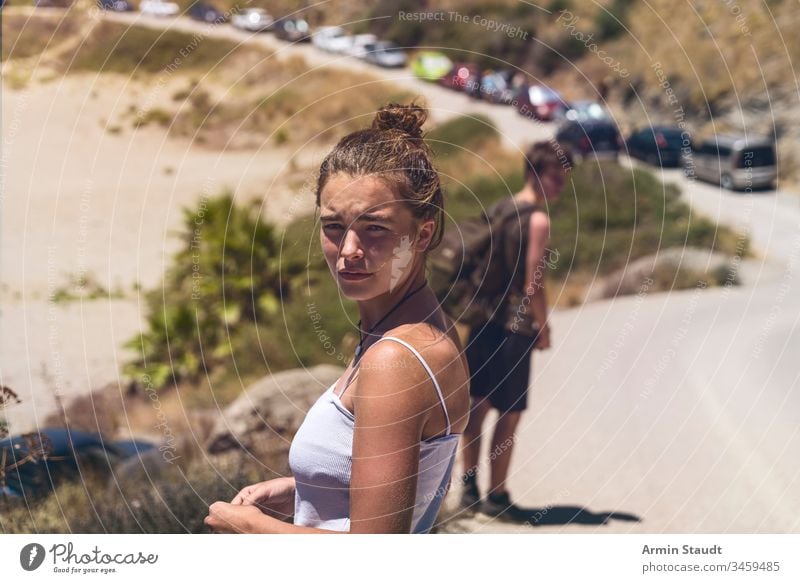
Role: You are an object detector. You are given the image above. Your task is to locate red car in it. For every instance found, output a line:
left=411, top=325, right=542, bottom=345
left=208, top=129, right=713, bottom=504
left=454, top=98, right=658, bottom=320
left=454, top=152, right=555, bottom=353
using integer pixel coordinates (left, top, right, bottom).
left=515, top=84, right=567, bottom=121
left=438, top=63, right=482, bottom=97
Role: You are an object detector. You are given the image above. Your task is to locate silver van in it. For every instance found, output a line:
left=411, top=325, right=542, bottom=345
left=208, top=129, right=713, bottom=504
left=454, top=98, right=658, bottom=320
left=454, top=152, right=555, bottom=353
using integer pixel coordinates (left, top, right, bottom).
left=685, top=134, right=777, bottom=190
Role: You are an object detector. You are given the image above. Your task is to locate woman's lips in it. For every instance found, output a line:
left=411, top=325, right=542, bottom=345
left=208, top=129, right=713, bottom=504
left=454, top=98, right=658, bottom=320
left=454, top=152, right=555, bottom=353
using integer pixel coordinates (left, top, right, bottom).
left=338, top=271, right=372, bottom=281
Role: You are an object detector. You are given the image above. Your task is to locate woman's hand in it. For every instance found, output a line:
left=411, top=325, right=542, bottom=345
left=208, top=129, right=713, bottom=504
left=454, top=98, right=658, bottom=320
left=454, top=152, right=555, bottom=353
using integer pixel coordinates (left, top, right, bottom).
left=205, top=502, right=265, bottom=534
left=230, top=476, right=296, bottom=520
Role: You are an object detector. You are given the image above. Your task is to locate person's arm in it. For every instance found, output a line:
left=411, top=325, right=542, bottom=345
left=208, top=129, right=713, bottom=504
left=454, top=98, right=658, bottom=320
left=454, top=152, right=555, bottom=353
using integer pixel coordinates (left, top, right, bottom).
left=347, top=340, right=427, bottom=533
left=231, top=476, right=297, bottom=520
left=205, top=341, right=428, bottom=534
left=205, top=501, right=348, bottom=533
left=524, top=211, right=552, bottom=336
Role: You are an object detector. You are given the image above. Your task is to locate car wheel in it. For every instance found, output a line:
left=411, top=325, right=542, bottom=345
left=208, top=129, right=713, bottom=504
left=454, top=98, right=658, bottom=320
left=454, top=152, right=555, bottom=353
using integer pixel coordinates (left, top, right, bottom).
left=721, top=173, right=734, bottom=190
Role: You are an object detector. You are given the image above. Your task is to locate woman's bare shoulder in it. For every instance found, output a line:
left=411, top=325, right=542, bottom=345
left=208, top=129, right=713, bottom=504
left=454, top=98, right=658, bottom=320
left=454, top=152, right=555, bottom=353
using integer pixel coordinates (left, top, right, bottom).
left=380, top=320, right=468, bottom=386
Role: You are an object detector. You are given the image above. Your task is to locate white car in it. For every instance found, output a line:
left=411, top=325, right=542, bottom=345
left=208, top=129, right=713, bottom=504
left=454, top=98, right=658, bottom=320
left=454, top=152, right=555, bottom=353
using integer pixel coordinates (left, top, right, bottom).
left=231, top=8, right=274, bottom=32
left=312, top=26, right=352, bottom=53
left=363, top=41, right=408, bottom=68
left=343, top=34, right=378, bottom=58
left=139, top=0, right=178, bottom=17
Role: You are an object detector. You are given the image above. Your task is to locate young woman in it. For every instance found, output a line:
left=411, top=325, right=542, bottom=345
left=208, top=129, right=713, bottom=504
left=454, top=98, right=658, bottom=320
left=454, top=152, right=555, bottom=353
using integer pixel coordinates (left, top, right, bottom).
left=460, top=141, right=571, bottom=519
left=204, top=102, right=470, bottom=534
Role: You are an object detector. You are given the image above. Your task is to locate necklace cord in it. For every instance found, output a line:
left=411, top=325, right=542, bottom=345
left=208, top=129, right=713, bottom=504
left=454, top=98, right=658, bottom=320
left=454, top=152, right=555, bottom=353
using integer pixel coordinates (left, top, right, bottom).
left=355, top=279, right=428, bottom=355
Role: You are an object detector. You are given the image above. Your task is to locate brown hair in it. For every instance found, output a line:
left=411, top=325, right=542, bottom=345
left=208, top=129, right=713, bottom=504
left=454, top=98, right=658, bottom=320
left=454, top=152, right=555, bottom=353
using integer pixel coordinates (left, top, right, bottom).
left=524, top=141, right=573, bottom=183
left=315, top=101, right=444, bottom=251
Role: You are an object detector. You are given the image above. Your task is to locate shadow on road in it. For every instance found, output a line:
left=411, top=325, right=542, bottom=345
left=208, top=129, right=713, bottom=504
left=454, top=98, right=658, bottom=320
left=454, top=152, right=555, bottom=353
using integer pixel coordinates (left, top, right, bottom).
left=465, top=503, right=642, bottom=527
left=522, top=505, right=641, bottom=527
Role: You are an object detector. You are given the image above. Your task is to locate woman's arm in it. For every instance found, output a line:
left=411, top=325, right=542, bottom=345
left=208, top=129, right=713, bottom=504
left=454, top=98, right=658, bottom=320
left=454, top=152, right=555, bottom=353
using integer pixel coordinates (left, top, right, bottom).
left=205, top=342, right=427, bottom=534
left=348, top=339, right=429, bottom=533
left=205, top=503, right=347, bottom=534
left=231, top=476, right=296, bottom=520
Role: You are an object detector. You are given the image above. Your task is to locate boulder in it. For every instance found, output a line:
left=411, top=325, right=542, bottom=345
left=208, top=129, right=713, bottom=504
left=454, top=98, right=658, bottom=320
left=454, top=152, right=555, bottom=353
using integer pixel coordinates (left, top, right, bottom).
left=205, top=364, right=344, bottom=454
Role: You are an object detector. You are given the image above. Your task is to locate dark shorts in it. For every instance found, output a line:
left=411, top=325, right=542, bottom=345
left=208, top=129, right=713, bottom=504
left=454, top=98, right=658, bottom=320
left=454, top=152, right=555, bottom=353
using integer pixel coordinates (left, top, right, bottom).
left=465, top=320, right=538, bottom=413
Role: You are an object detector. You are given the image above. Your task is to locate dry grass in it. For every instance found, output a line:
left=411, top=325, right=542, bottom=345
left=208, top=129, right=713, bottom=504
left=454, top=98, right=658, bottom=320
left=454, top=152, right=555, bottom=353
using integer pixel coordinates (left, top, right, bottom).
left=0, top=451, right=282, bottom=533
left=1, top=11, right=83, bottom=61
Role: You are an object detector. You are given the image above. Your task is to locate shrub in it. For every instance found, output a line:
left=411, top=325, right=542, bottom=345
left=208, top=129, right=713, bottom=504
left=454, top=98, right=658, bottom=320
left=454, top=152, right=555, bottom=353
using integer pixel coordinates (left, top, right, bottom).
left=125, top=193, right=305, bottom=389
left=425, top=114, right=499, bottom=159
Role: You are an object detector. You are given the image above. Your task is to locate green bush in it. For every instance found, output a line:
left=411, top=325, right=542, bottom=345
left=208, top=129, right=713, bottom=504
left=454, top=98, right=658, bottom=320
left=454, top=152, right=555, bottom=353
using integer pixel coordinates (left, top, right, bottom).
left=125, top=193, right=305, bottom=389
left=425, top=114, right=499, bottom=159
left=440, top=160, right=747, bottom=280
left=67, top=21, right=241, bottom=74
left=594, top=0, right=635, bottom=41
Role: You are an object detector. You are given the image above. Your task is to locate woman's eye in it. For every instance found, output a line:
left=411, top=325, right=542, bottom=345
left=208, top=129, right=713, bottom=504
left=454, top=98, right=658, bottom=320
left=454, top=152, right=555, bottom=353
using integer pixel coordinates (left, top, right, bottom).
left=366, top=224, right=388, bottom=232
left=322, top=224, right=343, bottom=231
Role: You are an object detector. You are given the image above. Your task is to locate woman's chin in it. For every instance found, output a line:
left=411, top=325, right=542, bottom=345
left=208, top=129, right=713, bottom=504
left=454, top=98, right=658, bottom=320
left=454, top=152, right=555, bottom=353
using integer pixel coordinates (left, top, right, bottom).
left=336, top=278, right=378, bottom=300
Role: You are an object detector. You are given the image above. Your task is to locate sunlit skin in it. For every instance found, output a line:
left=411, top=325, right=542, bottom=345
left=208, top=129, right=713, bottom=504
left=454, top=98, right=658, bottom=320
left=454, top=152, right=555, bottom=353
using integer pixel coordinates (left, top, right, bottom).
left=318, top=173, right=436, bottom=329
left=205, top=172, right=471, bottom=534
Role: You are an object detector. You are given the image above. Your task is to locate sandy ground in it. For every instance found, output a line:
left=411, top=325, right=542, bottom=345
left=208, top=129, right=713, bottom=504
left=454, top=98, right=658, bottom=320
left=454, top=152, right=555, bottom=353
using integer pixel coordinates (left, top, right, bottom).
left=2, top=9, right=800, bottom=533
left=0, top=70, right=322, bottom=433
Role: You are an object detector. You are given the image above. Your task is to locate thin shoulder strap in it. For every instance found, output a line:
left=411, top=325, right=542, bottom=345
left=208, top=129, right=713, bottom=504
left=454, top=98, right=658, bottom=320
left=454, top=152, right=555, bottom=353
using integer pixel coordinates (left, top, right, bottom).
left=340, top=336, right=451, bottom=435
left=378, top=337, right=452, bottom=436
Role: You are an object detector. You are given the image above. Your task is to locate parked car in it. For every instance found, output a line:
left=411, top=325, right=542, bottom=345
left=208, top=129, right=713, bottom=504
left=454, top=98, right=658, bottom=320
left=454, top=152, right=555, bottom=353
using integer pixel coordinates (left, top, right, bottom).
left=189, top=2, right=225, bottom=23
left=410, top=51, right=453, bottom=81
left=556, top=100, right=611, bottom=123
left=626, top=126, right=687, bottom=167
left=231, top=8, right=274, bottom=32
left=362, top=41, right=407, bottom=68
left=516, top=84, right=568, bottom=121
left=139, top=0, right=179, bottom=16
left=97, top=0, right=134, bottom=11
left=0, top=428, right=154, bottom=498
left=439, top=62, right=481, bottom=97
left=555, top=119, right=622, bottom=160
left=342, top=33, right=378, bottom=58
left=479, top=69, right=523, bottom=105
left=312, top=26, right=351, bottom=53
left=687, top=134, right=777, bottom=190
left=273, top=17, right=311, bottom=42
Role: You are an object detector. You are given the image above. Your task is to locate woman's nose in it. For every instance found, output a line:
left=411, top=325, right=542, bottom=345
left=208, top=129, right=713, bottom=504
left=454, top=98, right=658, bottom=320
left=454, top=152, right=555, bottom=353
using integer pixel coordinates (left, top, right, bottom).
left=339, top=228, right=363, bottom=259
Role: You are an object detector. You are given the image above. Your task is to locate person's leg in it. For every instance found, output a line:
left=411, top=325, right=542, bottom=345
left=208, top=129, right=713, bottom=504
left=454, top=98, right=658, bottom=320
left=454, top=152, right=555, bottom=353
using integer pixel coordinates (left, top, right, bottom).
left=458, top=397, right=492, bottom=508
left=460, top=397, right=493, bottom=477
left=487, top=409, right=522, bottom=495
left=480, top=328, right=535, bottom=517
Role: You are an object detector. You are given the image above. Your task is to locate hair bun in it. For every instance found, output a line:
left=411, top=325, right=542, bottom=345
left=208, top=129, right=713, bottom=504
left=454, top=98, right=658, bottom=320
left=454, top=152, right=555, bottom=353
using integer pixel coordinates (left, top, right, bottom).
left=372, top=102, right=427, bottom=139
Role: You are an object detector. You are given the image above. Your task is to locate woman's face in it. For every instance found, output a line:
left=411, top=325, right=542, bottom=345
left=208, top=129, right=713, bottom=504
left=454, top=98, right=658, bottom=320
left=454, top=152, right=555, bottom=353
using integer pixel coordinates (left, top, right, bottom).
left=319, top=173, right=433, bottom=300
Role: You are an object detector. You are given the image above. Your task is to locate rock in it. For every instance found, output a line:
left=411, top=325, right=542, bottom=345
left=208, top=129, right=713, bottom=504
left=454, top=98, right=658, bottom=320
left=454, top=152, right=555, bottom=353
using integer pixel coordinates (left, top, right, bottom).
left=205, top=364, right=344, bottom=454
left=585, top=247, right=735, bottom=302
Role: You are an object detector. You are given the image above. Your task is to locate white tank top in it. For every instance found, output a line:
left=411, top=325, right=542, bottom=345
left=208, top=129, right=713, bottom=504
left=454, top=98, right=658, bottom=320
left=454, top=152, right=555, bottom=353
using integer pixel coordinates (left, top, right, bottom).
left=288, top=336, right=460, bottom=533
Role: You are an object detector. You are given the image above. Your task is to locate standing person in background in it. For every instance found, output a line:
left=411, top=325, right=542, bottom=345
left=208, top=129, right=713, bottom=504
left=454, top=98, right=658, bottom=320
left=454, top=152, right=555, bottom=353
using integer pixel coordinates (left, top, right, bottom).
left=459, top=141, right=572, bottom=519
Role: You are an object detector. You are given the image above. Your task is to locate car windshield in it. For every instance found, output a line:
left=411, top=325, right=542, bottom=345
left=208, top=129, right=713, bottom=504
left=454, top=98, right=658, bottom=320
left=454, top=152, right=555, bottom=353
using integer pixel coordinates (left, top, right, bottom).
left=738, top=146, right=776, bottom=168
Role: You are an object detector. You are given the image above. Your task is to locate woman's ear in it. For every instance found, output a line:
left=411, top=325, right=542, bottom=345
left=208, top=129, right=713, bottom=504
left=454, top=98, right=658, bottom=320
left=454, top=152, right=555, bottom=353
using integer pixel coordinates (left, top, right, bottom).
left=414, top=219, right=435, bottom=252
